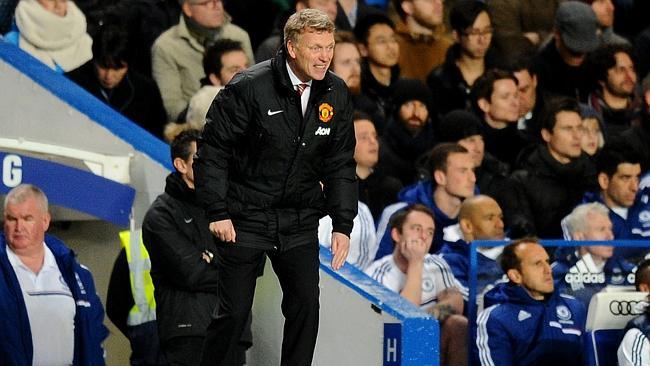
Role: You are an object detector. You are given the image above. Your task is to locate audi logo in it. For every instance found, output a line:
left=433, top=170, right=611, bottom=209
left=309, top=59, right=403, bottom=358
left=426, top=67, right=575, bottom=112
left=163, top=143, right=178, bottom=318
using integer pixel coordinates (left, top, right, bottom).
left=609, top=300, right=644, bottom=316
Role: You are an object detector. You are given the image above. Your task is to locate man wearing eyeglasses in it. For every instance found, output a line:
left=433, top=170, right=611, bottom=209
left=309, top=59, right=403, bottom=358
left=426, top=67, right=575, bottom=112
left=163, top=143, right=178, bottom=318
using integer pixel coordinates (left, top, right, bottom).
left=151, top=0, right=253, bottom=122
left=426, top=0, right=494, bottom=118
left=195, top=9, right=357, bottom=366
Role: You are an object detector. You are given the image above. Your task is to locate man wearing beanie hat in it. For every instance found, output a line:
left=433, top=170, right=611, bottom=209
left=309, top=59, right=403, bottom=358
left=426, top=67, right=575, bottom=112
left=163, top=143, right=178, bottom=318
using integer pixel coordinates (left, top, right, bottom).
left=378, top=78, right=437, bottom=186
left=438, top=109, right=510, bottom=206
left=534, top=1, right=600, bottom=102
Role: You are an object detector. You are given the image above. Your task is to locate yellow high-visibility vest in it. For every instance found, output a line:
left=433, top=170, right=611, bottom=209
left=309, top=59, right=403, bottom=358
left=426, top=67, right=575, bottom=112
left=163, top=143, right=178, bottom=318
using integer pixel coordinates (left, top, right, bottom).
left=119, top=229, right=157, bottom=326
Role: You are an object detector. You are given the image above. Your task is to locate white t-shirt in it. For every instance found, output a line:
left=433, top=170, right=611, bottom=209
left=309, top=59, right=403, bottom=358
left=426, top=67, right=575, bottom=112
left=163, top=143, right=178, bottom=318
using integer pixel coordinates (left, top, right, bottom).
left=319, top=201, right=377, bottom=270
left=617, top=327, right=650, bottom=366
left=365, top=253, right=464, bottom=310
left=7, top=244, right=76, bottom=366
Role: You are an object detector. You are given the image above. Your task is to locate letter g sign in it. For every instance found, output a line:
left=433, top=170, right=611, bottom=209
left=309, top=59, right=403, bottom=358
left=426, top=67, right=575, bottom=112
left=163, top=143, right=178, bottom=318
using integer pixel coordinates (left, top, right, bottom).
left=2, top=154, right=23, bottom=188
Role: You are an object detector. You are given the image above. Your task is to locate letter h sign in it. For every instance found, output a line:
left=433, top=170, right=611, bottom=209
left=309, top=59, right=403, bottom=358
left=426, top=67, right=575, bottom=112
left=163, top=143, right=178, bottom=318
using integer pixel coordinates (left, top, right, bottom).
left=384, top=323, right=401, bottom=365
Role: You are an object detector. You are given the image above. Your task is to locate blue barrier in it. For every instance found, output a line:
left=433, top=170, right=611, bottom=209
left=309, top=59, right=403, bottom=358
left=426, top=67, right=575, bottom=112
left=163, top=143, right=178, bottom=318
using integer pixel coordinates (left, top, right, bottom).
left=0, top=151, right=135, bottom=227
left=320, top=246, right=440, bottom=365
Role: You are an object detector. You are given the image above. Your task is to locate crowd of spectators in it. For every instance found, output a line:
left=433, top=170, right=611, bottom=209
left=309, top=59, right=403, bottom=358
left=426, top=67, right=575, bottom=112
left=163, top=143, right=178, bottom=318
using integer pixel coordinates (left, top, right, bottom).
left=3, top=0, right=650, bottom=365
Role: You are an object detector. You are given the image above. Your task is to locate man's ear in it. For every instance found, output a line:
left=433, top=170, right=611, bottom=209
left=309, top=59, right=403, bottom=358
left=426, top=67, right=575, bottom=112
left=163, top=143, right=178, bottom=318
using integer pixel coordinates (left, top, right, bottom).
left=43, top=212, right=51, bottom=232
left=640, top=283, right=650, bottom=293
left=459, top=218, right=472, bottom=236
left=507, top=268, right=522, bottom=284
left=477, top=98, right=490, bottom=114
left=451, top=30, right=459, bottom=43
left=181, top=2, right=192, bottom=18
left=173, top=157, right=188, bottom=174
left=209, top=73, right=222, bottom=87
left=401, top=0, right=413, bottom=17
left=541, top=128, right=552, bottom=144
left=572, top=231, right=585, bottom=241
left=644, top=89, right=650, bottom=108
left=287, top=39, right=299, bottom=60
left=390, top=227, right=401, bottom=246
left=433, top=169, right=446, bottom=186
left=357, top=42, right=369, bottom=58
left=598, top=172, right=610, bottom=191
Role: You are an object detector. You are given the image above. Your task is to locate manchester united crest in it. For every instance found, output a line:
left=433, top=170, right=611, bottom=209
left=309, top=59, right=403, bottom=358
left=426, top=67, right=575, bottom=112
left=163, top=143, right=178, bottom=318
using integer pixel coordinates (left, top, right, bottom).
left=318, top=103, right=334, bottom=123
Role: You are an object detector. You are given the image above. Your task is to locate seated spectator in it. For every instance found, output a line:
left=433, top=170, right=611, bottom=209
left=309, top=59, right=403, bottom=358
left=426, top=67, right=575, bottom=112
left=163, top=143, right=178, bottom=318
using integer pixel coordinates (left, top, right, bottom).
left=5, top=0, right=92, bottom=72
left=472, top=69, right=529, bottom=170
left=436, top=109, right=510, bottom=209
left=534, top=1, right=600, bottom=102
left=255, top=0, right=337, bottom=63
left=354, top=13, right=400, bottom=135
left=392, top=0, right=452, bottom=82
left=439, top=195, right=505, bottom=297
left=184, top=38, right=249, bottom=129
left=620, top=74, right=650, bottom=172
left=581, top=0, right=629, bottom=46
left=152, top=0, right=253, bottom=121
left=488, top=0, right=560, bottom=52
left=427, top=0, right=493, bottom=117
left=553, top=202, right=636, bottom=306
left=67, top=24, right=167, bottom=139
left=475, top=238, right=586, bottom=365
left=365, top=204, right=467, bottom=366
left=378, top=78, right=436, bottom=186
left=331, top=31, right=361, bottom=95
left=579, top=105, right=605, bottom=157
left=353, top=111, right=402, bottom=221
left=507, top=96, right=598, bottom=238
left=617, top=259, right=650, bottom=366
left=586, top=43, right=641, bottom=138
left=335, top=0, right=382, bottom=32
left=497, top=49, right=547, bottom=145
left=375, top=143, right=476, bottom=259
left=581, top=143, right=650, bottom=259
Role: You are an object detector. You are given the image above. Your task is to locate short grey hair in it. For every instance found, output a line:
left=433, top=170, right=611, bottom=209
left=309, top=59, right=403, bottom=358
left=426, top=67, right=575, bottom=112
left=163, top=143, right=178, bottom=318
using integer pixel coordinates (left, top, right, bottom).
left=4, top=184, right=48, bottom=213
left=565, top=202, right=610, bottom=238
left=284, top=8, right=335, bottom=46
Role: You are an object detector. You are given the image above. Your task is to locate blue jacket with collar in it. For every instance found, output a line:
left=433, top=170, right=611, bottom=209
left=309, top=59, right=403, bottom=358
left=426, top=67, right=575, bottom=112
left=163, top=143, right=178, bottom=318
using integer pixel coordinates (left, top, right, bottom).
left=439, top=239, right=504, bottom=296
left=0, top=234, right=108, bottom=365
left=474, top=282, right=586, bottom=366
left=581, top=188, right=650, bottom=238
left=374, top=180, right=459, bottom=260
left=552, top=250, right=636, bottom=307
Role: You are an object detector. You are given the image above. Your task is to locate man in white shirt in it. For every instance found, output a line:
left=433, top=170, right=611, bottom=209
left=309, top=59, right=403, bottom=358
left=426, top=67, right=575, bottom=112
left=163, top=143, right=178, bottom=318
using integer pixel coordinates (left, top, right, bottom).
left=365, top=203, right=467, bottom=366
left=0, top=184, right=107, bottom=365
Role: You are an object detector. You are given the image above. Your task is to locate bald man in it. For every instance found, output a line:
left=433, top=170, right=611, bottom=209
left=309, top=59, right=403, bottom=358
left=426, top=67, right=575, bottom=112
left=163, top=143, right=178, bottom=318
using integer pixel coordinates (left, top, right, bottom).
left=439, top=195, right=506, bottom=296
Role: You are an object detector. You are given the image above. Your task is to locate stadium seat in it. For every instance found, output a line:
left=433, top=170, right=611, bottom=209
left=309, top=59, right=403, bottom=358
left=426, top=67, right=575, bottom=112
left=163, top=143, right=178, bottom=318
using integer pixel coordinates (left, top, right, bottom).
left=583, top=291, right=647, bottom=366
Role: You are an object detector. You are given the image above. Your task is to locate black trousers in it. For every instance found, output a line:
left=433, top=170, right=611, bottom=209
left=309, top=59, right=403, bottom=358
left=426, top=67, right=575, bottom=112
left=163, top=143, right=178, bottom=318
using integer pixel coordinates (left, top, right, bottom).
left=200, top=241, right=320, bottom=366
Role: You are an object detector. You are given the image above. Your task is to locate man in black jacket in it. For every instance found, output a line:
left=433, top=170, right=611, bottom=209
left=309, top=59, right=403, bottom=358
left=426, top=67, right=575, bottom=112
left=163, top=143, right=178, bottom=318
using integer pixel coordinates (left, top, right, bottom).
left=194, top=9, right=357, bottom=366
left=66, top=24, right=167, bottom=138
left=507, top=97, right=598, bottom=239
left=142, top=130, right=249, bottom=365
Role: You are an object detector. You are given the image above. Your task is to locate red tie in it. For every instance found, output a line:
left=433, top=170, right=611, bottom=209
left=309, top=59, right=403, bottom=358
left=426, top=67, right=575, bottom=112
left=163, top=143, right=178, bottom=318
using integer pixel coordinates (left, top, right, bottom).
left=296, top=83, right=308, bottom=96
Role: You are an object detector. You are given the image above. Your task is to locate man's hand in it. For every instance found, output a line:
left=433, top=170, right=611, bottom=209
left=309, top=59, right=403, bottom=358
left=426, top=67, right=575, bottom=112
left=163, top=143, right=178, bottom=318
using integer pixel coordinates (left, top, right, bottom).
left=330, top=232, right=350, bottom=270
left=399, top=237, right=428, bottom=263
left=209, top=219, right=236, bottom=243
